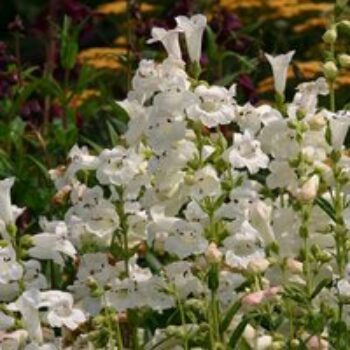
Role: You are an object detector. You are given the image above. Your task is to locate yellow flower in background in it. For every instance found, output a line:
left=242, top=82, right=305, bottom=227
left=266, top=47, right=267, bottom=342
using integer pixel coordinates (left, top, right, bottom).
left=96, top=0, right=154, bottom=15
left=293, top=18, right=328, bottom=32
left=69, top=90, right=101, bottom=109
left=258, top=60, right=350, bottom=93
left=78, top=47, right=127, bottom=70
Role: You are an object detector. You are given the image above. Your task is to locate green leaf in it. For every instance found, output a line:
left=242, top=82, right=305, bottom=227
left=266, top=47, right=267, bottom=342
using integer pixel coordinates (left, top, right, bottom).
left=60, top=16, right=79, bottom=70
left=145, top=251, right=163, bottom=273
left=206, top=26, right=218, bottom=62
left=311, top=278, right=332, bottom=299
left=106, top=121, right=120, bottom=146
left=80, top=136, right=104, bottom=153
left=315, top=197, right=336, bottom=222
left=26, top=155, right=49, bottom=179
left=220, top=299, right=242, bottom=333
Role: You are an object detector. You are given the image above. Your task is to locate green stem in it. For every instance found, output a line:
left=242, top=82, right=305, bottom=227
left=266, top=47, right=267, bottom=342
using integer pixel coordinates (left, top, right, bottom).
left=176, top=290, right=189, bottom=350
left=211, top=291, right=220, bottom=342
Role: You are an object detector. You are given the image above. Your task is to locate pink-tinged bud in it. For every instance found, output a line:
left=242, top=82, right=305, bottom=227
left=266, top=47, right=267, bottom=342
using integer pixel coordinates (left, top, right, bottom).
left=52, top=185, right=72, bottom=205
left=295, top=175, right=319, bottom=202
left=306, top=336, right=329, bottom=350
left=205, top=242, right=222, bottom=264
left=242, top=286, right=280, bottom=306
left=286, top=258, right=303, bottom=274
left=242, top=290, right=265, bottom=306
left=264, top=286, right=281, bottom=298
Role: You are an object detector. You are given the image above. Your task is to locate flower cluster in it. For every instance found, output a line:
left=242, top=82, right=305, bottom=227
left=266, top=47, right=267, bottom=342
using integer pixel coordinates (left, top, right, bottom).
left=1, top=13, right=350, bottom=350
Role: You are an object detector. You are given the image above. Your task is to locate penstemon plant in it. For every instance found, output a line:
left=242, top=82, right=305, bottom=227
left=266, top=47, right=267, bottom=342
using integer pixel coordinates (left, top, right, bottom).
left=1, top=5, right=350, bottom=349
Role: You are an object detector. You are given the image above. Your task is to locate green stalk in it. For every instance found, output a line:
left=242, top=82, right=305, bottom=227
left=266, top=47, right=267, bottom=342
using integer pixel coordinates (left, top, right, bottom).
left=175, top=289, right=189, bottom=350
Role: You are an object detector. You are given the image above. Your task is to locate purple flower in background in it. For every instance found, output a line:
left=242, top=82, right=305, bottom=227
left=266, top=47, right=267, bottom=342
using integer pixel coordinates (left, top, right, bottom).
left=211, top=11, right=242, bottom=40
left=238, top=74, right=258, bottom=104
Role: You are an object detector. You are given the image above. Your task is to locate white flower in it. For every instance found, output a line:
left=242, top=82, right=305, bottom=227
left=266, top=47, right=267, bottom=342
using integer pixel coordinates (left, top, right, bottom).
left=337, top=279, right=350, bottom=299
left=65, top=186, right=119, bottom=244
left=0, top=178, right=24, bottom=242
left=165, top=261, right=204, bottom=298
left=96, top=146, right=145, bottom=186
left=218, top=271, right=244, bottom=306
left=77, top=253, right=113, bottom=284
left=28, top=220, right=76, bottom=266
left=119, top=99, right=149, bottom=146
left=249, top=200, right=275, bottom=244
left=147, top=27, right=182, bottom=60
left=290, top=77, right=328, bottom=117
left=191, top=165, right=221, bottom=199
left=223, top=221, right=265, bottom=269
left=0, top=311, right=14, bottom=331
left=326, top=110, right=350, bottom=149
left=175, top=14, right=207, bottom=63
left=145, top=113, right=187, bottom=153
left=0, top=246, right=23, bottom=283
left=164, top=220, right=208, bottom=259
left=272, top=206, right=301, bottom=257
left=265, top=50, right=295, bottom=96
left=23, top=260, right=47, bottom=290
left=266, top=160, right=297, bottom=189
left=7, top=289, right=43, bottom=343
left=51, top=146, right=99, bottom=190
left=0, top=330, right=28, bottom=350
left=259, top=119, right=298, bottom=160
left=227, top=130, right=269, bottom=174
left=41, top=291, right=86, bottom=330
left=186, top=84, right=236, bottom=128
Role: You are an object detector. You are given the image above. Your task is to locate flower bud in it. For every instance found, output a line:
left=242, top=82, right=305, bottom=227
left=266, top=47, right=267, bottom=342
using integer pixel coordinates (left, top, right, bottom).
left=285, top=258, right=303, bottom=274
left=291, top=339, right=300, bottom=348
left=295, top=175, right=319, bottom=203
left=19, top=234, right=33, bottom=248
left=340, top=20, right=350, bottom=30
left=322, top=28, right=337, bottom=44
left=247, top=258, right=270, bottom=274
left=271, top=341, right=284, bottom=350
left=322, top=61, right=338, bottom=81
left=205, top=242, right=222, bottom=264
left=338, top=54, right=350, bottom=68
left=308, top=113, right=326, bottom=130
left=306, top=336, right=329, bottom=350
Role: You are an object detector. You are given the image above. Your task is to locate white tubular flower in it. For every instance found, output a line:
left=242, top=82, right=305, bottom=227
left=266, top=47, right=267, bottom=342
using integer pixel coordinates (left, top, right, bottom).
left=147, top=27, right=182, bottom=60
left=28, top=220, right=76, bottom=266
left=7, top=289, right=43, bottom=344
left=227, top=130, right=269, bottom=174
left=187, top=84, right=236, bottom=128
left=249, top=200, right=275, bottom=244
left=326, top=110, right=350, bottom=150
left=0, top=178, right=24, bottom=241
left=223, top=221, right=265, bottom=269
left=96, top=146, right=145, bottom=186
left=0, top=311, right=14, bottom=331
left=0, top=178, right=16, bottom=226
left=41, top=291, right=86, bottom=330
left=175, top=14, right=207, bottom=63
left=0, top=330, right=28, bottom=349
left=0, top=246, right=23, bottom=284
left=265, top=50, right=295, bottom=96
left=191, top=165, right=221, bottom=200
left=164, top=220, right=208, bottom=259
